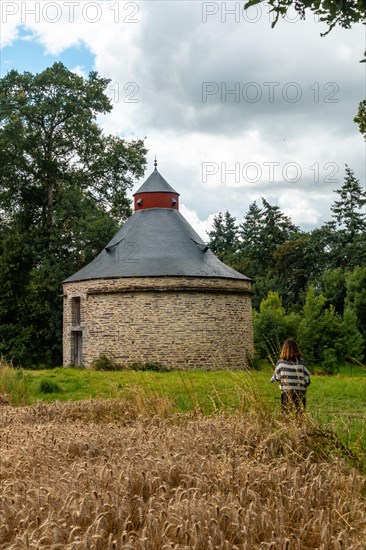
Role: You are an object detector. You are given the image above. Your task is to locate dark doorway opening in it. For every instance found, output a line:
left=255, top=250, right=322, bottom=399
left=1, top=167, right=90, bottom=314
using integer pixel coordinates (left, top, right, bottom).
left=71, top=297, right=81, bottom=326
left=71, top=330, right=82, bottom=366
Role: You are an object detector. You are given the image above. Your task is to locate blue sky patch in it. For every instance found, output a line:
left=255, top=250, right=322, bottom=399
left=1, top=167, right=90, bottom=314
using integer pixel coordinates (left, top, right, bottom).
left=1, top=30, right=95, bottom=76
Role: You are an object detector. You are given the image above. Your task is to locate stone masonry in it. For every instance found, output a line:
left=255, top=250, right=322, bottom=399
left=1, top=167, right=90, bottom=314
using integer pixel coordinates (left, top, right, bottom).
left=63, top=277, right=253, bottom=369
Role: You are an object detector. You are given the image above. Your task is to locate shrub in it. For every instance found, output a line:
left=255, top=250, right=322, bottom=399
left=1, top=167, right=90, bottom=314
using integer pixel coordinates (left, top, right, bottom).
left=91, top=355, right=122, bottom=371
left=321, top=348, right=339, bottom=375
left=130, top=362, right=171, bottom=372
left=246, top=350, right=263, bottom=370
left=38, top=379, right=62, bottom=394
left=91, top=356, right=171, bottom=372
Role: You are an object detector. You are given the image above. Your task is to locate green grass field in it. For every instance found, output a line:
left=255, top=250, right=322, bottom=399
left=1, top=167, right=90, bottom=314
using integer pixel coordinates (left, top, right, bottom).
left=1, top=363, right=365, bottom=464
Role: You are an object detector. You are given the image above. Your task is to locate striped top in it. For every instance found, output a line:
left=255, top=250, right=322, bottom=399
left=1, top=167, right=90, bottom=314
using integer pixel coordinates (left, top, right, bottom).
left=273, top=359, right=310, bottom=392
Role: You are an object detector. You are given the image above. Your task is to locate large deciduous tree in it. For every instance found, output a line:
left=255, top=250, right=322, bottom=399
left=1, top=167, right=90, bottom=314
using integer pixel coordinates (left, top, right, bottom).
left=0, top=63, right=147, bottom=366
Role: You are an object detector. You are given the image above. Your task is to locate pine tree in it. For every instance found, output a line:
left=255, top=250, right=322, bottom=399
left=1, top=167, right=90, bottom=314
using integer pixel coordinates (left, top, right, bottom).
left=331, top=165, right=366, bottom=238
left=260, top=198, right=299, bottom=256
left=239, top=198, right=299, bottom=277
left=239, top=201, right=263, bottom=255
left=207, top=211, right=239, bottom=257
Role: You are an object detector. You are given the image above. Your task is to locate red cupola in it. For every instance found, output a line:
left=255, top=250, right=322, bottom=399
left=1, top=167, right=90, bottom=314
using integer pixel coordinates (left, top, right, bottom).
left=133, top=159, right=180, bottom=211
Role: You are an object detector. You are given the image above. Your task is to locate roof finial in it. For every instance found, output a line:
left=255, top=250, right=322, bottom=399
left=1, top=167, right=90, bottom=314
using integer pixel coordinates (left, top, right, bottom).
left=154, top=156, right=158, bottom=171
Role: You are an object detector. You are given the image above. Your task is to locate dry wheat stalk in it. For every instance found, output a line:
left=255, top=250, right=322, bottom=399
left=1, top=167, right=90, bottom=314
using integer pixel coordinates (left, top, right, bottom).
left=0, top=399, right=365, bottom=549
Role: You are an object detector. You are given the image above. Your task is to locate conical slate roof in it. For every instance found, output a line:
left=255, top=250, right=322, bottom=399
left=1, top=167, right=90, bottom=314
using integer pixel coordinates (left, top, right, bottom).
left=64, top=209, right=249, bottom=282
left=134, top=168, right=179, bottom=195
left=64, top=168, right=249, bottom=283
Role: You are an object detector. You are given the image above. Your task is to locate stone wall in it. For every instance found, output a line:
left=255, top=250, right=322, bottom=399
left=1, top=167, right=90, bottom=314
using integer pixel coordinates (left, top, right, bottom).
left=63, top=277, right=253, bottom=369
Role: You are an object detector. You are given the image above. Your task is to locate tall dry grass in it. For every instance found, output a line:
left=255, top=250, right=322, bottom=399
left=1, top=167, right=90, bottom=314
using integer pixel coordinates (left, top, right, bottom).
left=0, top=360, right=30, bottom=406
left=0, top=399, right=365, bottom=549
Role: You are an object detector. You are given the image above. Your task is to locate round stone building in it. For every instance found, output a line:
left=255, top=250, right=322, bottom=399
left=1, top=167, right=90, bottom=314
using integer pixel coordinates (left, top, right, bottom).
left=63, top=164, right=253, bottom=369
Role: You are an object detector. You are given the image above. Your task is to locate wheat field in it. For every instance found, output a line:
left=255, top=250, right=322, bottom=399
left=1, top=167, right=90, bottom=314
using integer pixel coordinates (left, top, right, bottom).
left=0, top=399, right=365, bottom=550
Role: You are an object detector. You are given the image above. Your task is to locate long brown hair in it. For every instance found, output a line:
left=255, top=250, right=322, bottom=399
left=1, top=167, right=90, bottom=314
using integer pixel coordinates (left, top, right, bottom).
left=280, top=338, right=302, bottom=361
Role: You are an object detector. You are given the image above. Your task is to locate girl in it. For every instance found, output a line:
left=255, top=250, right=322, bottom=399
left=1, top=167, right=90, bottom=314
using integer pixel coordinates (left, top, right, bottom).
left=271, top=339, right=310, bottom=413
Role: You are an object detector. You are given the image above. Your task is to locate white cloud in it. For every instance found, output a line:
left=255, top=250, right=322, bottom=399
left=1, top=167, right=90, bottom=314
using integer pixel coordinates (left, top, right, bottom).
left=70, top=65, right=88, bottom=78
left=279, top=191, right=323, bottom=226
left=0, top=11, right=20, bottom=46
left=180, top=204, right=216, bottom=241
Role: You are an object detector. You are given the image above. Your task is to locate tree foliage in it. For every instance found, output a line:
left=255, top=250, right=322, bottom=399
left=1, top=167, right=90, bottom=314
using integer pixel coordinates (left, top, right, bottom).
left=208, top=165, right=366, bottom=365
left=345, top=267, right=366, bottom=354
left=331, top=165, right=366, bottom=238
left=296, top=286, right=363, bottom=372
left=354, top=99, right=366, bottom=140
left=0, top=63, right=147, bottom=366
left=244, top=0, right=366, bottom=36
left=0, top=63, right=146, bottom=225
left=271, top=237, right=309, bottom=308
left=240, top=198, right=299, bottom=275
left=253, top=291, right=299, bottom=362
left=319, top=268, right=347, bottom=315
left=207, top=211, right=239, bottom=258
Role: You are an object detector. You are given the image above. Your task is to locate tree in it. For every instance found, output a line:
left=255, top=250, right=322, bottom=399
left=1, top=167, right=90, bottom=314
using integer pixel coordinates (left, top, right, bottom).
left=303, top=167, right=366, bottom=275
left=297, top=287, right=327, bottom=365
left=297, top=286, right=363, bottom=371
left=0, top=63, right=146, bottom=226
left=328, top=166, right=366, bottom=267
left=319, top=268, right=347, bottom=315
left=239, top=201, right=263, bottom=254
left=207, top=211, right=239, bottom=258
left=0, top=63, right=147, bottom=366
left=237, top=198, right=300, bottom=307
left=244, top=0, right=366, bottom=36
left=239, top=198, right=299, bottom=276
left=253, top=291, right=299, bottom=361
left=271, top=237, right=309, bottom=308
left=354, top=99, right=366, bottom=140
left=340, top=307, right=364, bottom=362
left=256, top=198, right=300, bottom=268
left=345, top=267, right=366, bottom=357
left=331, top=166, right=366, bottom=238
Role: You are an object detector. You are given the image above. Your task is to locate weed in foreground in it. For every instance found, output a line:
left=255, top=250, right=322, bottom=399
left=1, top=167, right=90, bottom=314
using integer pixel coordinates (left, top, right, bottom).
left=0, top=359, right=31, bottom=406
left=38, top=379, right=62, bottom=394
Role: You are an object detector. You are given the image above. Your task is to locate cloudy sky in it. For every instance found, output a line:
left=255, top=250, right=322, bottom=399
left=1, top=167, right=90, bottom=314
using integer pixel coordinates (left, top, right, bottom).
left=1, top=0, right=365, bottom=238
